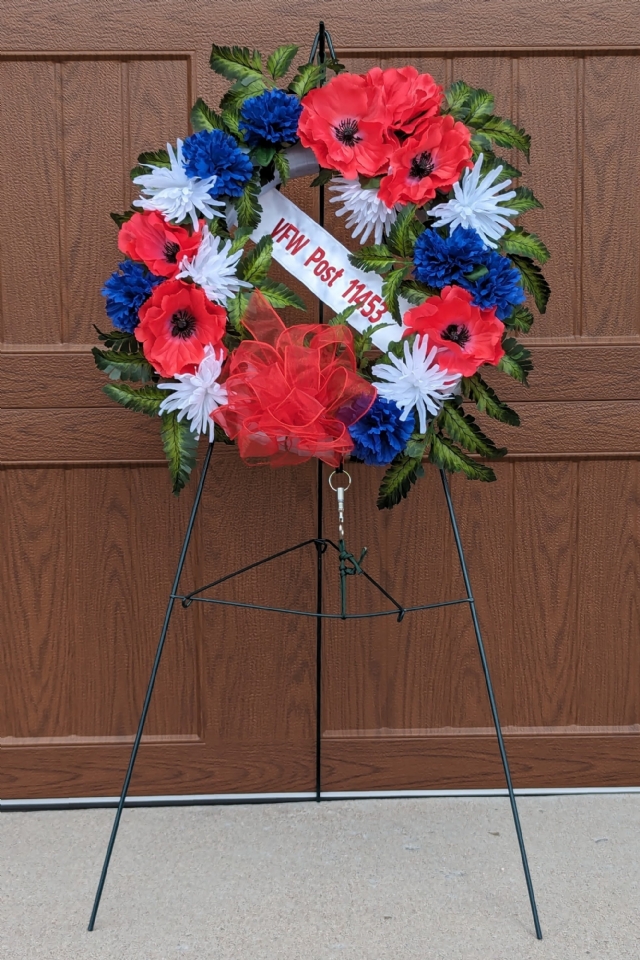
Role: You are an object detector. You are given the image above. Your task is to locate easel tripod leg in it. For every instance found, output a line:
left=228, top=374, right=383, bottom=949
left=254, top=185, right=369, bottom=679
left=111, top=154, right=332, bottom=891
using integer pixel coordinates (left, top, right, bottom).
left=439, top=469, right=543, bottom=941
left=87, top=441, right=215, bottom=932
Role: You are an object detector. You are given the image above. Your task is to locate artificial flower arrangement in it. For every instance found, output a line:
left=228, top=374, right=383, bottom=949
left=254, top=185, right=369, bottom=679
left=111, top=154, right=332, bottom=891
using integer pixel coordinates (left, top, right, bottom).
left=97, top=43, right=550, bottom=509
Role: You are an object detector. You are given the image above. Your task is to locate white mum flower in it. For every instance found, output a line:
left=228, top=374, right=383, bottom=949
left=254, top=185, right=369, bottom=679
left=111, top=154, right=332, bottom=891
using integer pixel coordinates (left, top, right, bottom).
left=329, top=178, right=400, bottom=246
left=157, top=346, right=228, bottom=442
left=176, top=231, right=250, bottom=305
left=133, top=140, right=224, bottom=231
left=429, top=153, right=519, bottom=249
left=372, top=337, right=460, bottom=434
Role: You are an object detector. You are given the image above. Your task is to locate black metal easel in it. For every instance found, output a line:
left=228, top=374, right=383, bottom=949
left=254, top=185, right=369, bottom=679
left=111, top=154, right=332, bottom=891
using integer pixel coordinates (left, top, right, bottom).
left=88, top=23, right=542, bottom=940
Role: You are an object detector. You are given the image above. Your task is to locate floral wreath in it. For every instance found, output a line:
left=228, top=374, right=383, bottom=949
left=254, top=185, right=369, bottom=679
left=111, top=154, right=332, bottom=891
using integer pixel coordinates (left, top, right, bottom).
left=97, top=43, right=550, bottom=509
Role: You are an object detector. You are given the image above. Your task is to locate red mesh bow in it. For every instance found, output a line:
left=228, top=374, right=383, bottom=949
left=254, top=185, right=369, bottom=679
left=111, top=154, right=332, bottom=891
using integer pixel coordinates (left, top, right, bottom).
left=212, top=291, right=377, bottom=467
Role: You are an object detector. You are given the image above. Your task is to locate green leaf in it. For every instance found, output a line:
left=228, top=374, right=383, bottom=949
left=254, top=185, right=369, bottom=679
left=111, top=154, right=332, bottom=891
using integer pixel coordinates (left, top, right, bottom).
left=500, top=226, right=550, bottom=264
left=92, top=347, right=154, bottom=383
left=358, top=175, right=382, bottom=190
left=376, top=455, right=425, bottom=510
left=310, top=168, right=335, bottom=187
left=478, top=116, right=531, bottom=159
left=464, top=264, right=489, bottom=281
left=399, top=279, right=437, bottom=305
left=235, top=174, right=262, bottom=230
left=221, top=106, right=242, bottom=137
left=257, top=279, right=306, bottom=310
left=503, top=305, right=534, bottom=333
left=220, top=78, right=267, bottom=112
left=404, top=433, right=429, bottom=459
left=348, top=244, right=396, bottom=274
left=190, top=97, right=224, bottom=132
left=478, top=151, right=522, bottom=183
left=444, top=80, right=473, bottom=119
left=382, top=265, right=411, bottom=322
left=160, top=410, right=199, bottom=495
left=274, top=151, right=290, bottom=184
left=461, top=374, right=521, bottom=426
left=328, top=304, right=357, bottom=326
left=387, top=204, right=418, bottom=258
left=499, top=337, right=533, bottom=385
left=508, top=186, right=543, bottom=214
left=131, top=148, right=170, bottom=179
left=229, top=226, right=254, bottom=255
left=94, top=326, right=140, bottom=354
left=251, top=143, right=276, bottom=167
left=266, top=44, right=299, bottom=80
left=510, top=255, right=551, bottom=313
left=465, top=88, right=495, bottom=127
left=102, top=382, right=165, bottom=417
left=227, top=289, right=252, bottom=333
left=429, top=433, right=497, bottom=481
left=326, top=58, right=346, bottom=75
left=110, top=209, right=136, bottom=227
left=238, top=235, right=273, bottom=284
left=470, top=132, right=493, bottom=154
left=439, top=402, right=507, bottom=458
left=288, top=63, right=324, bottom=98
left=209, top=44, right=263, bottom=83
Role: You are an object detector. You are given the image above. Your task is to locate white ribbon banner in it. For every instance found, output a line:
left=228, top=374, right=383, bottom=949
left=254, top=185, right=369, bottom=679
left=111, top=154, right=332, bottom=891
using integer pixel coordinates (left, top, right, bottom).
left=251, top=189, right=410, bottom=351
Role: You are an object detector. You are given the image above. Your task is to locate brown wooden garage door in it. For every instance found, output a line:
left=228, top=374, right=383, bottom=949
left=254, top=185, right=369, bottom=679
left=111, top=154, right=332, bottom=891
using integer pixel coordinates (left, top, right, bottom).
left=2, top=2, right=640, bottom=800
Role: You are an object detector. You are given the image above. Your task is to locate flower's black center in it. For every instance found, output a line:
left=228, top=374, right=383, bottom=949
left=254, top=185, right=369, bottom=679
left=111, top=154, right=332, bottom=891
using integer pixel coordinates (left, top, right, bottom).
left=441, top=323, right=471, bottom=347
left=163, top=241, right=180, bottom=264
left=333, top=118, right=361, bottom=147
left=171, top=309, right=196, bottom=339
left=409, top=150, right=435, bottom=179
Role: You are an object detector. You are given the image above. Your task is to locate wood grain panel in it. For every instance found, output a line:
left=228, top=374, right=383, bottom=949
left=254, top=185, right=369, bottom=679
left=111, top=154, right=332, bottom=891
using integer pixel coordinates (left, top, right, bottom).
left=61, top=59, right=126, bottom=343
left=517, top=56, right=580, bottom=338
left=0, top=60, right=63, bottom=343
left=511, top=461, right=579, bottom=726
left=577, top=460, right=640, bottom=725
left=0, top=467, right=69, bottom=737
left=582, top=55, right=640, bottom=337
left=5, top=343, right=640, bottom=410
left=322, top=734, right=640, bottom=790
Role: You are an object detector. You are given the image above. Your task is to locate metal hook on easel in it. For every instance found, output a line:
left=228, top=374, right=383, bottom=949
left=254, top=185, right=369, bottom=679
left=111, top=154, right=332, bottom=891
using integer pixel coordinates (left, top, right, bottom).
left=328, top=467, right=367, bottom=619
left=308, top=21, right=337, bottom=65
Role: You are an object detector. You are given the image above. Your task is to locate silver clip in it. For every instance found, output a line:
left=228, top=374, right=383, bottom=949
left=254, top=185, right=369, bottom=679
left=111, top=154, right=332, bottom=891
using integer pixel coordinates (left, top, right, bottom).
left=328, top=470, right=352, bottom=541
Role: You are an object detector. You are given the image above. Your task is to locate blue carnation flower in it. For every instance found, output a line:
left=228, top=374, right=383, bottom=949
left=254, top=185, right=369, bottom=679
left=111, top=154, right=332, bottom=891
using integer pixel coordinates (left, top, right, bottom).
left=239, top=90, right=303, bottom=146
left=101, top=261, right=163, bottom=333
left=460, top=250, right=526, bottom=320
left=182, top=129, right=253, bottom=198
left=348, top=397, right=415, bottom=467
left=413, top=227, right=488, bottom=288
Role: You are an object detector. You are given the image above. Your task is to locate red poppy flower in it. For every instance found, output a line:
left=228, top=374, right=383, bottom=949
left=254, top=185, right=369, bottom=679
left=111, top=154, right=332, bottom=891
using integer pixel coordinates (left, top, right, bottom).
left=298, top=73, right=392, bottom=179
left=378, top=115, right=472, bottom=207
left=212, top=291, right=377, bottom=467
left=403, top=285, right=505, bottom=377
left=135, top=279, right=227, bottom=379
left=118, top=211, right=201, bottom=279
left=365, top=66, right=443, bottom=139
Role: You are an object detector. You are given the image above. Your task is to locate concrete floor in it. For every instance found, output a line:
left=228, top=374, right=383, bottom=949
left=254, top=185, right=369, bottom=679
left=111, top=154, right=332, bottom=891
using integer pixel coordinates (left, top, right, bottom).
left=1, top=795, right=639, bottom=960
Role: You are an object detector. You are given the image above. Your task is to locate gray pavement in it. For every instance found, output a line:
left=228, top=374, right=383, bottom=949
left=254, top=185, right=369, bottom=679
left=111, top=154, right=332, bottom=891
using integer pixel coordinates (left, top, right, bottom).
left=1, top=795, right=639, bottom=960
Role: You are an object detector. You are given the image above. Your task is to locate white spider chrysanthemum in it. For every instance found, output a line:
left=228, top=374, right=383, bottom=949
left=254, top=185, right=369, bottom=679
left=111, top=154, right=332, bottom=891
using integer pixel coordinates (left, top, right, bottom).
left=176, top=231, right=250, bottom=305
left=133, top=140, right=224, bottom=231
left=329, top=178, right=400, bottom=246
left=429, top=153, right=519, bottom=249
left=157, top=346, right=228, bottom=442
left=372, top=337, right=460, bottom=434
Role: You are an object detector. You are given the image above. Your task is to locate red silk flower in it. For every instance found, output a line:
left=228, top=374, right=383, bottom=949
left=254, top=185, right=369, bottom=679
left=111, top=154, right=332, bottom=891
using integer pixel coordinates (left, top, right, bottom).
left=403, top=285, right=505, bottom=377
left=378, top=115, right=472, bottom=207
left=135, top=279, right=227, bottom=378
left=298, top=72, right=392, bottom=179
left=212, top=292, right=377, bottom=467
left=118, top=211, right=201, bottom=279
left=365, top=66, right=443, bottom=139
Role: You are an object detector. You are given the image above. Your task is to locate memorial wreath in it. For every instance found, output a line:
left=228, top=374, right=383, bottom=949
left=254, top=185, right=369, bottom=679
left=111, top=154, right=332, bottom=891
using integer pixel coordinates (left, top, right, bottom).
left=97, top=42, right=550, bottom=508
